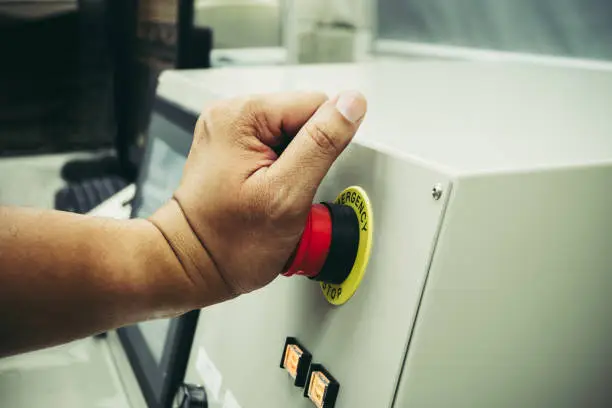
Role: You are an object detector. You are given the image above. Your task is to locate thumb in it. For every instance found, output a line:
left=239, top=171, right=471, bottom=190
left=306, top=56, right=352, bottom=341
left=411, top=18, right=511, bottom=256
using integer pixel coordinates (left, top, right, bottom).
left=269, top=90, right=367, bottom=199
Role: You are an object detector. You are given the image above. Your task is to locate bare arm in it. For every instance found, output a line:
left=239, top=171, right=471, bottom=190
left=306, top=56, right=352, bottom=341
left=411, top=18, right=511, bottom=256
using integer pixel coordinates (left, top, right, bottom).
left=0, top=90, right=366, bottom=357
left=0, top=203, right=225, bottom=356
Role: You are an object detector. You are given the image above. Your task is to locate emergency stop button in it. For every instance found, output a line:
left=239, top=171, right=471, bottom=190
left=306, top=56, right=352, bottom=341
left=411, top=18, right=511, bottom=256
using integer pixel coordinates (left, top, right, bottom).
left=282, top=186, right=374, bottom=305
left=282, top=203, right=359, bottom=285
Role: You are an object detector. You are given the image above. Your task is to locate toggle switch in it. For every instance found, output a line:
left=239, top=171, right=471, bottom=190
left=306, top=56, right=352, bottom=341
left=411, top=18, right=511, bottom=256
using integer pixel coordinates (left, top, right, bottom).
left=282, top=203, right=360, bottom=285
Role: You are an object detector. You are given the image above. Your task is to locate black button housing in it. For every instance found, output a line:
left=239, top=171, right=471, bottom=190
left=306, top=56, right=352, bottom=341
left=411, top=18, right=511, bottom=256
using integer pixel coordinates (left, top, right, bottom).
left=311, top=203, right=360, bottom=284
left=279, top=337, right=313, bottom=387
left=303, top=364, right=340, bottom=408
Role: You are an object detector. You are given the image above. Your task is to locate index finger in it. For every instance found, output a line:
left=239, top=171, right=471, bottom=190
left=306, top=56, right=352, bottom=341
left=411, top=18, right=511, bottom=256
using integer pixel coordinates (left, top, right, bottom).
left=247, top=91, right=328, bottom=149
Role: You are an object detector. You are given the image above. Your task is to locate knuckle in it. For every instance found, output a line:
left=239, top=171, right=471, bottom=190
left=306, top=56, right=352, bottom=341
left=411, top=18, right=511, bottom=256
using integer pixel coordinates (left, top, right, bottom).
left=193, top=115, right=210, bottom=142
left=201, top=100, right=219, bottom=117
left=240, top=95, right=264, bottom=114
left=200, top=95, right=273, bottom=141
left=265, top=184, right=302, bottom=224
left=237, top=96, right=272, bottom=139
left=203, top=101, right=227, bottom=121
left=303, top=122, right=338, bottom=154
left=232, top=95, right=263, bottom=123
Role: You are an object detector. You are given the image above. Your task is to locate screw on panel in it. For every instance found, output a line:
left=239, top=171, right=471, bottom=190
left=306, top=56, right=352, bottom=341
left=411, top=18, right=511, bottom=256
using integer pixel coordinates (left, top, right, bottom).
left=432, top=184, right=443, bottom=200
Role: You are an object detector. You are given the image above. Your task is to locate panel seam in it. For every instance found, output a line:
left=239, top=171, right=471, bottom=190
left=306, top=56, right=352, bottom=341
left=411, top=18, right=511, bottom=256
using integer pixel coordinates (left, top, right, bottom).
left=389, top=179, right=455, bottom=407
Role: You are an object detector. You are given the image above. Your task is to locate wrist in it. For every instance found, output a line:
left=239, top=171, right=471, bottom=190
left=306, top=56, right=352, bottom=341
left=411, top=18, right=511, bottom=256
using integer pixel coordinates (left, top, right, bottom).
left=147, top=199, right=237, bottom=308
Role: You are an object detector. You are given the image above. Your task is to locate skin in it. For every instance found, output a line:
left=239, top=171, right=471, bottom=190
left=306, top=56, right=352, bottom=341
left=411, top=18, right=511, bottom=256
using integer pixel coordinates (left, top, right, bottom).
left=0, top=90, right=367, bottom=357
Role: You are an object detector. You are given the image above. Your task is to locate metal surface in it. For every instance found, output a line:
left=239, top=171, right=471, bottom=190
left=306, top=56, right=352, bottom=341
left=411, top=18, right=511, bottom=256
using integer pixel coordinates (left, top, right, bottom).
left=395, top=164, right=612, bottom=408
left=374, top=40, right=612, bottom=71
left=107, top=331, right=149, bottom=408
left=0, top=338, right=132, bottom=408
left=157, top=62, right=612, bottom=175
left=431, top=183, right=443, bottom=201
left=184, top=143, right=451, bottom=407
left=117, top=310, right=199, bottom=408
left=156, top=62, right=612, bottom=408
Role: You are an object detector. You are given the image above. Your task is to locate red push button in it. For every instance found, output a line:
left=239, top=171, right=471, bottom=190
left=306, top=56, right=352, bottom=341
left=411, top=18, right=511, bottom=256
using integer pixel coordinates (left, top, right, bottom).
left=282, top=204, right=332, bottom=279
left=282, top=203, right=360, bottom=284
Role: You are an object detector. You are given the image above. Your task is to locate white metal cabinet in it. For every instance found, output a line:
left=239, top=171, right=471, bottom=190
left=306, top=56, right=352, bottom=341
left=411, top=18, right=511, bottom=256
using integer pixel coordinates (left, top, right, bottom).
left=156, top=61, right=612, bottom=408
left=396, top=166, right=612, bottom=408
left=185, top=144, right=451, bottom=408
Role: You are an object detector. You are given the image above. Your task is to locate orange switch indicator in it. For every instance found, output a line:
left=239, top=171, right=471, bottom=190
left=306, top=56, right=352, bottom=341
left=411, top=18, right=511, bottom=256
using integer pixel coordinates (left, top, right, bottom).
left=284, top=345, right=302, bottom=378
left=304, top=364, right=340, bottom=408
left=279, top=337, right=312, bottom=387
left=307, top=372, right=329, bottom=407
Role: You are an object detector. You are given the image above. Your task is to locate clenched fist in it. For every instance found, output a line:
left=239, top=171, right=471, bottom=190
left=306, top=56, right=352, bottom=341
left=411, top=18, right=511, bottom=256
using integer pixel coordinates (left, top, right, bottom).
left=0, top=90, right=366, bottom=356
left=150, top=91, right=367, bottom=303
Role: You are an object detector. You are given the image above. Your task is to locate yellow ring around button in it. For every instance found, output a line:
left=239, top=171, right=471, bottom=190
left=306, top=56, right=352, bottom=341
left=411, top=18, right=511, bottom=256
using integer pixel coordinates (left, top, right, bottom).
left=320, top=186, right=373, bottom=305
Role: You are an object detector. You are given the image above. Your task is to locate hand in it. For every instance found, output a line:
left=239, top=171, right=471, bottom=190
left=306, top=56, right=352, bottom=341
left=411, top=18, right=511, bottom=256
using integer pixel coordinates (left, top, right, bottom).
left=150, top=91, right=367, bottom=301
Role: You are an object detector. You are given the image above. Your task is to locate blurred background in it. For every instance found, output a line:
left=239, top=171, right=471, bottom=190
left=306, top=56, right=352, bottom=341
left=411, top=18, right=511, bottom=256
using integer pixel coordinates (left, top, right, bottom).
left=2, top=1, right=612, bottom=407
left=2, top=0, right=612, bottom=212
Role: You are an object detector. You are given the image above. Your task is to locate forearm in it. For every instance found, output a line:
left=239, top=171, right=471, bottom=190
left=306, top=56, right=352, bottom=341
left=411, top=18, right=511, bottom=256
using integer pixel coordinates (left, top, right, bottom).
left=0, top=90, right=365, bottom=357
left=0, top=204, right=223, bottom=356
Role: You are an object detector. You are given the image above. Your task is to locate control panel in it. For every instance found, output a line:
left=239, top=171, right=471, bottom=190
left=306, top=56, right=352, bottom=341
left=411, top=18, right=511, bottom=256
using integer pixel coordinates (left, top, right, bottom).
left=182, top=143, right=451, bottom=407
left=167, top=62, right=612, bottom=408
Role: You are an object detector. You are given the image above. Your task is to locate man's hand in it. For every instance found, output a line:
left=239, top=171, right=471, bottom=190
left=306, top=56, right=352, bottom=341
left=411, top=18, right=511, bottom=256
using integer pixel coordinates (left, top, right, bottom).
left=0, top=90, right=366, bottom=356
left=150, top=91, right=367, bottom=300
